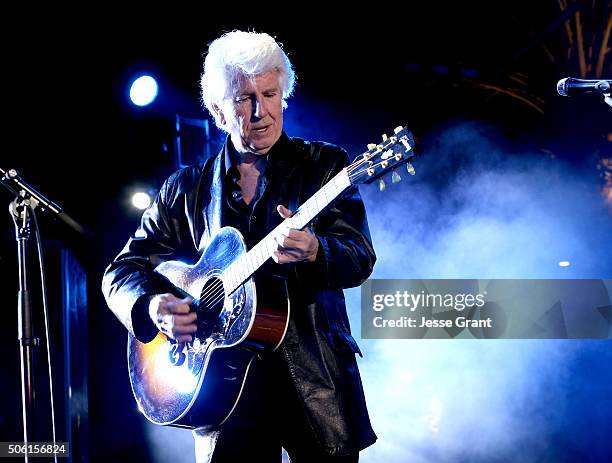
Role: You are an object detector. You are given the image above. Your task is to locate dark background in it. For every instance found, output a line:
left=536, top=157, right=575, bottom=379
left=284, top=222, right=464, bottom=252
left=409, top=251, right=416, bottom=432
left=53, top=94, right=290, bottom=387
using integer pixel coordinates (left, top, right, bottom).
left=1, top=2, right=611, bottom=462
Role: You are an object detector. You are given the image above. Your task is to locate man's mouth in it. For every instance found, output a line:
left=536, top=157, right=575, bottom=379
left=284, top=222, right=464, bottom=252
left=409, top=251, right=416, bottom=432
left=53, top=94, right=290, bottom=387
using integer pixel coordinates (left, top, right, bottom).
left=253, top=125, right=269, bottom=133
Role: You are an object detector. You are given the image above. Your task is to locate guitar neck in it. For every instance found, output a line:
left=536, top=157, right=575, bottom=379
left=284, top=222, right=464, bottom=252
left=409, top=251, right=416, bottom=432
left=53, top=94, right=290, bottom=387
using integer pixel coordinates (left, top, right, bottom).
left=223, top=168, right=352, bottom=294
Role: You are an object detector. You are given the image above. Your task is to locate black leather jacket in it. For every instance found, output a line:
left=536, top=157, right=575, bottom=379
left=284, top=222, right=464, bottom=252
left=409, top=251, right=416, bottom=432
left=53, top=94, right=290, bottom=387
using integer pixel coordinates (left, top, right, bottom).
left=102, top=133, right=377, bottom=455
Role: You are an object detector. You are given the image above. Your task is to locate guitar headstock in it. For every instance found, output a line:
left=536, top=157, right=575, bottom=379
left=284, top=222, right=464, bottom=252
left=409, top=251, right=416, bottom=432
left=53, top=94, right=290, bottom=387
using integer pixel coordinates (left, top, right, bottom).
left=348, top=126, right=416, bottom=190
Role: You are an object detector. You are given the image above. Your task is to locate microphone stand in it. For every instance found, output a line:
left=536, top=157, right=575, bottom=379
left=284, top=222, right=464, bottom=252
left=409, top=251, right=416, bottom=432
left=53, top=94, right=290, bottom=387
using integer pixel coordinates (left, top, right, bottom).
left=9, top=193, right=39, bottom=455
left=1, top=167, right=92, bottom=459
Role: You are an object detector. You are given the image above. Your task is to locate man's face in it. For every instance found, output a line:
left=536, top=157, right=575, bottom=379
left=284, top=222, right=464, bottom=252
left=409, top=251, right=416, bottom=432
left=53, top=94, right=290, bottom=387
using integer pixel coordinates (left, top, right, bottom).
left=219, top=70, right=284, bottom=156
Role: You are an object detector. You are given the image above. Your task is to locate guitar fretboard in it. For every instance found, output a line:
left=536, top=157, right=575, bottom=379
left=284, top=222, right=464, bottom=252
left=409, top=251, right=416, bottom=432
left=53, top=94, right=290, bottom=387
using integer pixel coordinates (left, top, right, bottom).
left=222, top=168, right=352, bottom=294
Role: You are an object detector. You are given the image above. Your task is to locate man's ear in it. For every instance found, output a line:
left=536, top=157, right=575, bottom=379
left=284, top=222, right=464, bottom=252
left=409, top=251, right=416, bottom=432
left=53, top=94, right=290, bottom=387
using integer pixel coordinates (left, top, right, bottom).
left=212, top=103, right=226, bottom=126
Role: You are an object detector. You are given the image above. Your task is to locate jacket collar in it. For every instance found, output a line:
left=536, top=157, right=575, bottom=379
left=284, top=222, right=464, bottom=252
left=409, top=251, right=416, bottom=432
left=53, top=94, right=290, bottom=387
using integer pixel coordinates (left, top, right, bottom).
left=198, top=131, right=308, bottom=251
left=221, top=131, right=307, bottom=176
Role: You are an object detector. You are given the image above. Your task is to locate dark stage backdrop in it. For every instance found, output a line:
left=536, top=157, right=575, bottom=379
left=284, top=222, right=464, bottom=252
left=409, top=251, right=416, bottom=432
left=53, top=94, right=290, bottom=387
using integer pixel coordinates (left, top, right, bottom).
left=2, top=3, right=611, bottom=462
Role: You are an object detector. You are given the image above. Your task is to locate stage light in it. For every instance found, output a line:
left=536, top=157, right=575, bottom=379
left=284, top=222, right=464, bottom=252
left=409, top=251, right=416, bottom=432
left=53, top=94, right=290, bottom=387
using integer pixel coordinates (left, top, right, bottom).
left=129, top=75, right=158, bottom=106
left=558, top=261, right=571, bottom=267
left=132, top=192, right=152, bottom=210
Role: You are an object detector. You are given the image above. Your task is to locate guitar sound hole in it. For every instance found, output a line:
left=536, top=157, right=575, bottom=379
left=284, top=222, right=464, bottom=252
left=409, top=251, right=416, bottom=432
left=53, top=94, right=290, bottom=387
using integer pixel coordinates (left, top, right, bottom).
left=198, top=276, right=226, bottom=335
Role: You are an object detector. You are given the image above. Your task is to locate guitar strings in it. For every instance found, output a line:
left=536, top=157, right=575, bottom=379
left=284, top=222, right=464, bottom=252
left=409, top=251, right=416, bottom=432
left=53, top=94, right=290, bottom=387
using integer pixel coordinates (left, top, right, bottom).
left=197, top=160, right=378, bottom=311
left=199, top=280, right=224, bottom=306
left=348, top=160, right=393, bottom=181
left=195, top=138, right=410, bottom=318
left=199, top=278, right=223, bottom=299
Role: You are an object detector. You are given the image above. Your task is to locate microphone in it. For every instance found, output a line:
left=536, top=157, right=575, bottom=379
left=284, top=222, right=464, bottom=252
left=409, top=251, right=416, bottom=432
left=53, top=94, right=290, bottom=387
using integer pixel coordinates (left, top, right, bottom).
left=1, top=167, right=94, bottom=238
left=557, top=78, right=611, bottom=96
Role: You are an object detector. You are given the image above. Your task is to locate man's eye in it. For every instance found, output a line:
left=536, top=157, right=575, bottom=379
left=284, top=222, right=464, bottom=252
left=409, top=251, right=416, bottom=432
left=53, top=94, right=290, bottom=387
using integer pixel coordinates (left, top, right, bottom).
left=264, top=92, right=277, bottom=98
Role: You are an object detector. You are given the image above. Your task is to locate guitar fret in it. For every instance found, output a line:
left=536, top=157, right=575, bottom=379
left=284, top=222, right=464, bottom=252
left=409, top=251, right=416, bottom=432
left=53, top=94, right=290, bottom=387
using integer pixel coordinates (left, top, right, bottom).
left=256, top=245, right=262, bottom=266
left=267, top=236, right=275, bottom=256
left=248, top=255, right=255, bottom=274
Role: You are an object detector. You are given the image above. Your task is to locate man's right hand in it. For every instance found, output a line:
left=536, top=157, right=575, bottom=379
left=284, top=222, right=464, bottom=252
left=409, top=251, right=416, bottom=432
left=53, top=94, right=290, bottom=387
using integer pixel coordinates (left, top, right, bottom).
left=148, top=294, right=197, bottom=342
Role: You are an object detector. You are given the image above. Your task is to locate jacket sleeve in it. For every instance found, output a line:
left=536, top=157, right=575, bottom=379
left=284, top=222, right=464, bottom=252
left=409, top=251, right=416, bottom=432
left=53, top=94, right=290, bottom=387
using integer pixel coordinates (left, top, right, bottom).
left=296, top=146, right=376, bottom=290
left=101, top=172, right=185, bottom=342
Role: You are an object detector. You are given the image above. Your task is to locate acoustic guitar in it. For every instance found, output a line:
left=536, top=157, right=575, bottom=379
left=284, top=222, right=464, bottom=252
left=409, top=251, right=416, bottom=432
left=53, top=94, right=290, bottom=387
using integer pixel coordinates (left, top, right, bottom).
left=128, top=126, right=416, bottom=428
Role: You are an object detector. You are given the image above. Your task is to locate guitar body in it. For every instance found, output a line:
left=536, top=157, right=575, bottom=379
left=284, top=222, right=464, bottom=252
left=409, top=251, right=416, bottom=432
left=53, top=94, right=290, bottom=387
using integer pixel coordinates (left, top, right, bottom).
left=127, top=226, right=290, bottom=428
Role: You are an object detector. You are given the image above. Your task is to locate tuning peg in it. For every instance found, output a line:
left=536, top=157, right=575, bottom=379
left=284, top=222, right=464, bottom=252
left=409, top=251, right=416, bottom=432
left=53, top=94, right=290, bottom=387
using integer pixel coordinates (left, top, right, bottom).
left=401, top=139, right=412, bottom=152
left=367, top=143, right=376, bottom=150
left=382, top=134, right=388, bottom=141
left=406, top=162, right=416, bottom=175
left=394, top=126, right=403, bottom=134
left=378, top=178, right=386, bottom=192
left=392, top=170, right=401, bottom=183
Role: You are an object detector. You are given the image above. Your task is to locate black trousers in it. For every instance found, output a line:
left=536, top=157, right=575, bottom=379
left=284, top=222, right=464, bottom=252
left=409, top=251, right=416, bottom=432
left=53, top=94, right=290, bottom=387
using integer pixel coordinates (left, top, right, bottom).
left=209, top=350, right=359, bottom=463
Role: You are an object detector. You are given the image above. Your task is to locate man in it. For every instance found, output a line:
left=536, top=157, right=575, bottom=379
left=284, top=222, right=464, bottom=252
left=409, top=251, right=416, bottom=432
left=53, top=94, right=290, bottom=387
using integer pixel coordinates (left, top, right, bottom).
left=102, top=30, right=376, bottom=462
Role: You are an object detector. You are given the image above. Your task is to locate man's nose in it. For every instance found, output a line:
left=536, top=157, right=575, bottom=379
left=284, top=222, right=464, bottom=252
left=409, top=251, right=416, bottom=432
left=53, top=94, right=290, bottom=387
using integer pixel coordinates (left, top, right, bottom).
left=252, top=95, right=268, bottom=119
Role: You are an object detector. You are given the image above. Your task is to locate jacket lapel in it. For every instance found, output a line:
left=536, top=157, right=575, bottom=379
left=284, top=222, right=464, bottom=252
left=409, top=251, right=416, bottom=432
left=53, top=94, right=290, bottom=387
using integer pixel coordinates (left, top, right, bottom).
left=197, top=150, right=224, bottom=253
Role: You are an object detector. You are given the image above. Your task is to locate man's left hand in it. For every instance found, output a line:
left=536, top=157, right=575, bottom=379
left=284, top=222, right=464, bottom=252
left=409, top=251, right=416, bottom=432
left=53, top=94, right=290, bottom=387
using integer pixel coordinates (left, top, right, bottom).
left=273, top=205, right=319, bottom=264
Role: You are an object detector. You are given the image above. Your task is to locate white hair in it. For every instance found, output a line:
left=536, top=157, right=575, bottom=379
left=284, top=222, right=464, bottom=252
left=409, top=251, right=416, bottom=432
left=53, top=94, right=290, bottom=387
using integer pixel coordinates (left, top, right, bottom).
left=200, top=30, right=296, bottom=130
